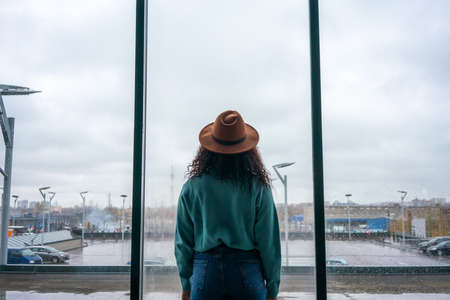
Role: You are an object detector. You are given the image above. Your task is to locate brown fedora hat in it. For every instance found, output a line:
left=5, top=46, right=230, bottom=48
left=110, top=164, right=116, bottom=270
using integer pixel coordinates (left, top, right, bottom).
left=199, top=110, right=259, bottom=154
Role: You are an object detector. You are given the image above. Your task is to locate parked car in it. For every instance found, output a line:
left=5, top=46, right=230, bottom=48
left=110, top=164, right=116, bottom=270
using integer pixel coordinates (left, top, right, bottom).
left=7, top=248, right=42, bottom=264
left=127, top=257, right=165, bottom=266
left=326, top=258, right=348, bottom=266
left=427, top=241, right=450, bottom=256
left=26, top=246, right=70, bottom=264
left=418, top=236, right=450, bottom=253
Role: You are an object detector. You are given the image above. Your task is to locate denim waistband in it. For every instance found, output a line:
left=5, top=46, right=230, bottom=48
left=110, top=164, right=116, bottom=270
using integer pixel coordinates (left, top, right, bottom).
left=195, top=243, right=259, bottom=257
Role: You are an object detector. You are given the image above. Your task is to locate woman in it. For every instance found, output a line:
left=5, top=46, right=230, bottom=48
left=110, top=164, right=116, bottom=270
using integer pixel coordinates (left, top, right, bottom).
left=175, top=110, right=281, bottom=300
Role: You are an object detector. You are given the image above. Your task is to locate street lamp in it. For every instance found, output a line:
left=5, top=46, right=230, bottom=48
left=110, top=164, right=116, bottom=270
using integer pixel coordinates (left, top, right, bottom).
left=0, top=84, right=40, bottom=265
left=120, top=194, right=128, bottom=241
left=398, top=190, right=407, bottom=247
left=12, top=195, right=19, bottom=226
left=80, top=191, right=88, bottom=246
left=272, top=162, right=295, bottom=266
left=38, top=186, right=51, bottom=233
left=0, top=84, right=40, bottom=96
left=47, top=192, right=55, bottom=232
left=345, top=194, right=352, bottom=241
left=385, top=207, right=391, bottom=240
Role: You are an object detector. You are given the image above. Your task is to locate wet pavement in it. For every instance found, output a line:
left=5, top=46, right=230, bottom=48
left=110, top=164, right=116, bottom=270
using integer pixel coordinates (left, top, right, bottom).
left=68, top=240, right=131, bottom=265
left=67, top=239, right=450, bottom=266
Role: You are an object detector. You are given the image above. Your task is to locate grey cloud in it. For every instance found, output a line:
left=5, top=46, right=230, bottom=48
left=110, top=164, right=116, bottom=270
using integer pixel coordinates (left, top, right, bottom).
left=1, top=0, right=449, bottom=209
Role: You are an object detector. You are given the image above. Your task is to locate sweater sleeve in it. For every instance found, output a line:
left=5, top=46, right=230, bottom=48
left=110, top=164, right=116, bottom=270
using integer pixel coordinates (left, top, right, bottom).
left=254, top=185, right=281, bottom=299
left=174, top=183, right=195, bottom=291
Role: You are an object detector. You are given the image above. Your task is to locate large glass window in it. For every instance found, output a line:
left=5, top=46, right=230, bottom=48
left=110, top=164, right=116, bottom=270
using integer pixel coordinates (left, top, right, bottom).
left=0, top=0, right=135, bottom=298
left=143, top=0, right=314, bottom=298
left=321, top=0, right=450, bottom=297
left=1, top=1, right=449, bottom=300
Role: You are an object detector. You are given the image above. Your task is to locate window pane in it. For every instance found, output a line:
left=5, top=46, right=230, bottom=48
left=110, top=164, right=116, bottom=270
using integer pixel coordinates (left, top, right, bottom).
left=143, top=0, right=314, bottom=299
left=0, top=1, right=135, bottom=299
left=321, top=0, right=450, bottom=298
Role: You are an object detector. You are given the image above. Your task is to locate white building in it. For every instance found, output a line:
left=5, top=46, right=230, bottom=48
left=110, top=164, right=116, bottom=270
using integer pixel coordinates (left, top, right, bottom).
left=29, top=201, right=39, bottom=209
left=17, top=199, right=29, bottom=209
left=411, top=218, right=426, bottom=238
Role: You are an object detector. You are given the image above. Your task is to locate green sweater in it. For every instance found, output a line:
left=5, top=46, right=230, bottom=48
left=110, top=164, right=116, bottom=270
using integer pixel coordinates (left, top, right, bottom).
left=174, top=173, right=281, bottom=298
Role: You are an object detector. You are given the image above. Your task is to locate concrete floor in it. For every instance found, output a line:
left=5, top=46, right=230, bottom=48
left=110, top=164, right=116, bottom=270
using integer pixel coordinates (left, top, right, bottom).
left=2, top=291, right=450, bottom=300
left=1, top=273, right=449, bottom=294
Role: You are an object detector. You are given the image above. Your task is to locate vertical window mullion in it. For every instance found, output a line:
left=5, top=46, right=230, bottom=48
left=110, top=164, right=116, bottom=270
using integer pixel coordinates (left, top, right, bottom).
left=308, top=0, right=328, bottom=299
left=130, top=0, right=148, bottom=299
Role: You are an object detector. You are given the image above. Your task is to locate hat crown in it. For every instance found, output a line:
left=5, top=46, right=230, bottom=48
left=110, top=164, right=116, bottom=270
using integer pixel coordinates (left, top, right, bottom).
left=223, top=113, right=238, bottom=125
left=213, top=110, right=246, bottom=142
left=198, top=109, right=259, bottom=154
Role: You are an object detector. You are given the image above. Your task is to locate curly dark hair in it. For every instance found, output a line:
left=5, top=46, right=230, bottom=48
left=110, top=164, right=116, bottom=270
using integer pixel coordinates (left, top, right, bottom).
left=186, top=146, right=271, bottom=190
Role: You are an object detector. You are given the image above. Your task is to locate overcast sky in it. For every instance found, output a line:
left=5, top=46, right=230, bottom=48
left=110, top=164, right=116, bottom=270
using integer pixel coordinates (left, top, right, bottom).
left=0, top=0, right=449, bottom=209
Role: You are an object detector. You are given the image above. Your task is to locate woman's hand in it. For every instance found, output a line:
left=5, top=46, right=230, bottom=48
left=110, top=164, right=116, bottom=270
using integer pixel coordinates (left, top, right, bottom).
left=182, top=290, right=190, bottom=300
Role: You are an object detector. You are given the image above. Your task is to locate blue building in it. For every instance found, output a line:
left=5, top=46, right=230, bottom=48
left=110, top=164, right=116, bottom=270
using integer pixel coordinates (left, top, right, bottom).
left=325, top=217, right=390, bottom=233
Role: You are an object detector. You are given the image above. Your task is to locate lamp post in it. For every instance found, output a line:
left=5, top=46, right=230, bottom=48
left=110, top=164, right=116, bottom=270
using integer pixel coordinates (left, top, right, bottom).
left=0, top=84, right=40, bottom=265
left=272, top=162, right=295, bottom=266
left=120, top=194, right=128, bottom=241
left=80, top=191, right=88, bottom=246
left=12, top=195, right=19, bottom=226
left=385, top=208, right=391, bottom=241
left=38, top=186, right=51, bottom=233
left=345, top=194, right=352, bottom=241
left=47, top=192, right=55, bottom=232
left=398, top=190, right=407, bottom=247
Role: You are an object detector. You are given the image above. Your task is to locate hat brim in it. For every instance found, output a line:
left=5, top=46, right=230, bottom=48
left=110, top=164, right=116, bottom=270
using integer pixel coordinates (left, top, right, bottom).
left=199, top=122, right=259, bottom=154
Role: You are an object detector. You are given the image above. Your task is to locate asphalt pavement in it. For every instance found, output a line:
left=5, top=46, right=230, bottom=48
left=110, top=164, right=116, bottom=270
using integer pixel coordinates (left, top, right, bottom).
left=67, top=239, right=450, bottom=266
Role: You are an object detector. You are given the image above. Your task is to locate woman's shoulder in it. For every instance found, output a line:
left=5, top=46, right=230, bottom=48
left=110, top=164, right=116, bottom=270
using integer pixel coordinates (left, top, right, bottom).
left=250, top=176, right=272, bottom=191
left=183, top=173, right=271, bottom=194
left=182, top=173, right=211, bottom=189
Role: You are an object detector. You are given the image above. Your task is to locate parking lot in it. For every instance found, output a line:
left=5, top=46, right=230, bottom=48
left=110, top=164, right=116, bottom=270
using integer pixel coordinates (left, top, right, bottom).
left=66, top=239, right=450, bottom=266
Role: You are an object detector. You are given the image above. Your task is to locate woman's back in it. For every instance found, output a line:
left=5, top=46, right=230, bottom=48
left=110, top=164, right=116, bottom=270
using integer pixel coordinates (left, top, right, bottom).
left=174, top=110, right=281, bottom=300
left=179, top=173, right=266, bottom=252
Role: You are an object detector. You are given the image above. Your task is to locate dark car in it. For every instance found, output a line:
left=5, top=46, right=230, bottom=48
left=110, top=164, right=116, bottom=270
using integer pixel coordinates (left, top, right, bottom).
left=8, top=248, right=42, bottom=264
left=27, top=246, right=70, bottom=264
left=418, top=236, right=450, bottom=253
left=326, top=258, right=348, bottom=266
left=127, top=257, right=165, bottom=266
left=427, top=241, right=450, bottom=256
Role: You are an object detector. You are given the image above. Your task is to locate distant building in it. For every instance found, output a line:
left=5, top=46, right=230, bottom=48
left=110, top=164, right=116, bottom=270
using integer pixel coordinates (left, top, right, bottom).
left=29, top=201, right=39, bottom=209
left=17, top=200, right=29, bottom=209
left=409, top=197, right=447, bottom=207
left=326, top=217, right=390, bottom=233
left=331, top=200, right=359, bottom=206
left=411, top=218, right=426, bottom=238
left=429, top=198, right=447, bottom=205
left=284, top=202, right=449, bottom=238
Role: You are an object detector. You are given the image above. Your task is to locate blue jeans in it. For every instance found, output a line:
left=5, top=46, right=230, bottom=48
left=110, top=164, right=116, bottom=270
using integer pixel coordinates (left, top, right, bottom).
left=190, top=244, right=267, bottom=300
